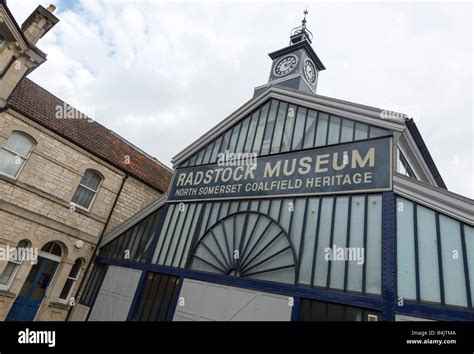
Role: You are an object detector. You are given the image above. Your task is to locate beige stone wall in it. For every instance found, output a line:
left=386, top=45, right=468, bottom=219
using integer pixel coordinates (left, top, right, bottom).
left=0, top=109, right=162, bottom=321
left=105, top=176, right=161, bottom=233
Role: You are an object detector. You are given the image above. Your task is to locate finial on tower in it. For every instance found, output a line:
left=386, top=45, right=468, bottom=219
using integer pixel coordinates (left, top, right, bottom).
left=290, top=8, right=313, bottom=44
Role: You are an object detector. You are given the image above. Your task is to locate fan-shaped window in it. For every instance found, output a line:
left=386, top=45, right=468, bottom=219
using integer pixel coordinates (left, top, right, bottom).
left=41, top=241, right=62, bottom=257
left=190, top=211, right=297, bottom=284
left=0, top=239, right=31, bottom=289
left=71, top=169, right=102, bottom=210
left=59, top=258, right=83, bottom=302
left=0, top=131, right=36, bottom=178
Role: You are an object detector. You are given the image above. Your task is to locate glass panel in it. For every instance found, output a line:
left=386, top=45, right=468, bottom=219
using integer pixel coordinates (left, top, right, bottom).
left=396, top=198, right=416, bottom=300
left=195, top=147, right=206, bottom=166
left=219, top=130, right=232, bottom=155
left=340, top=119, right=354, bottom=143
left=270, top=102, right=288, bottom=154
left=227, top=124, right=241, bottom=155
left=252, top=102, right=270, bottom=154
left=345, top=306, right=362, bottom=321
left=70, top=259, right=82, bottom=278
left=439, top=215, right=467, bottom=307
left=327, top=116, right=341, bottom=145
left=81, top=170, right=101, bottom=191
left=280, top=104, right=296, bottom=153
left=299, top=197, right=319, bottom=285
left=5, top=132, right=35, bottom=157
left=0, top=263, right=17, bottom=285
left=59, top=278, right=75, bottom=300
left=260, top=100, right=279, bottom=155
left=417, top=205, right=441, bottom=303
left=235, top=116, right=250, bottom=154
left=365, top=195, right=382, bottom=295
left=153, top=205, right=177, bottom=264
left=303, top=110, right=317, bottom=149
left=0, top=149, right=24, bottom=177
left=313, top=197, right=333, bottom=287
left=346, top=196, right=364, bottom=292
left=327, top=303, right=344, bottom=321
left=288, top=198, right=305, bottom=256
left=71, top=185, right=95, bottom=209
left=369, top=127, right=387, bottom=138
left=202, top=142, right=214, bottom=165
left=209, top=136, right=222, bottom=164
left=329, top=196, right=349, bottom=290
left=464, top=225, right=474, bottom=306
left=292, top=107, right=307, bottom=151
left=354, top=123, right=368, bottom=140
left=244, top=110, right=260, bottom=153
left=314, top=113, right=328, bottom=147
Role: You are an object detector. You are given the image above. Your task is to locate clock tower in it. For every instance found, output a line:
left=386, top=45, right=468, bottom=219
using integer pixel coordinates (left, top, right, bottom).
left=254, top=10, right=326, bottom=97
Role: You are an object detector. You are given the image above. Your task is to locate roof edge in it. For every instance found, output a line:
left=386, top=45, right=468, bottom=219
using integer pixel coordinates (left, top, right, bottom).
left=405, top=118, right=447, bottom=189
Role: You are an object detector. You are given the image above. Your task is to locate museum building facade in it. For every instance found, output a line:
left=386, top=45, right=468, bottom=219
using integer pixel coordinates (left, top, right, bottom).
left=70, top=15, right=473, bottom=322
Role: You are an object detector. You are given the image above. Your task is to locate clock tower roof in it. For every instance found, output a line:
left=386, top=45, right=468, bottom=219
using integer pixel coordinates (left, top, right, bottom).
left=254, top=9, right=326, bottom=97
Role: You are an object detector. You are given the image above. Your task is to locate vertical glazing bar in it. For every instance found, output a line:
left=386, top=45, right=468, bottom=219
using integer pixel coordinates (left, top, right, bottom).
left=325, top=115, right=331, bottom=146
left=326, top=195, right=337, bottom=290
left=460, top=224, right=473, bottom=309
left=258, top=100, right=273, bottom=156
left=362, top=194, right=368, bottom=294
left=310, top=197, right=323, bottom=287
left=435, top=212, right=445, bottom=305
left=296, top=198, right=309, bottom=285
left=414, top=204, right=421, bottom=302
left=381, top=192, right=396, bottom=321
left=343, top=195, right=352, bottom=292
left=312, top=111, right=320, bottom=148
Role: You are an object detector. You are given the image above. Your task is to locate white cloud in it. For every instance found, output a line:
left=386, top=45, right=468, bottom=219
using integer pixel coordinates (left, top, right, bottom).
left=8, top=0, right=473, bottom=198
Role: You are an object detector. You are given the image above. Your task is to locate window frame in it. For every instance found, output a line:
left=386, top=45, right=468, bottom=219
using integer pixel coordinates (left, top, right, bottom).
left=0, top=240, right=31, bottom=291
left=59, top=258, right=84, bottom=303
left=0, top=131, right=36, bottom=179
left=70, top=169, right=103, bottom=212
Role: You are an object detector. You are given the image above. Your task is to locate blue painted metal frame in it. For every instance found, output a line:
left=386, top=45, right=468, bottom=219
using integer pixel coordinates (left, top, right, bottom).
left=95, top=256, right=382, bottom=312
left=381, top=192, right=396, bottom=321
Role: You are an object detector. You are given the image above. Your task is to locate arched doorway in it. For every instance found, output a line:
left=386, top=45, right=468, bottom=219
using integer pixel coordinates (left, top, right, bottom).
left=6, top=241, right=63, bottom=321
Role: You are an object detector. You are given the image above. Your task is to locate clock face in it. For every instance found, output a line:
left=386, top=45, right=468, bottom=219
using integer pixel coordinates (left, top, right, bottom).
left=303, top=59, right=317, bottom=85
left=274, top=55, right=298, bottom=77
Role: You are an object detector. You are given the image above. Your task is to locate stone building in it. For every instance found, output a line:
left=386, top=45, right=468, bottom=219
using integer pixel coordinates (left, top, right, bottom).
left=0, top=1, right=172, bottom=321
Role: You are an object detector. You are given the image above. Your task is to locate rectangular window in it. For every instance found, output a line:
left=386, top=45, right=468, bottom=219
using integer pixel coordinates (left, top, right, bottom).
left=329, top=196, right=349, bottom=290
left=299, top=298, right=381, bottom=321
left=417, top=205, right=441, bottom=303
left=243, top=110, right=260, bottom=153
left=314, top=113, right=328, bottom=147
left=270, top=102, right=288, bottom=154
left=252, top=102, right=270, bottom=154
left=464, top=225, right=474, bottom=306
left=365, top=195, right=382, bottom=294
left=131, top=273, right=180, bottom=321
left=235, top=116, right=250, bottom=154
left=346, top=195, right=365, bottom=292
left=303, top=110, right=317, bottom=149
left=354, top=122, right=368, bottom=140
left=340, top=119, right=354, bottom=143
left=439, top=214, right=467, bottom=307
left=397, top=198, right=416, bottom=300
left=260, top=100, right=279, bottom=155
left=327, top=116, right=341, bottom=145
left=292, top=107, right=307, bottom=151
left=313, top=197, right=333, bottom=287
left=280, top=105, right=296, bottom=153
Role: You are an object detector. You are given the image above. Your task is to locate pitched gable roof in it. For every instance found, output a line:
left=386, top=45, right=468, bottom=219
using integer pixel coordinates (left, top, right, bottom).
left=8, top=78, right=173, bottom=193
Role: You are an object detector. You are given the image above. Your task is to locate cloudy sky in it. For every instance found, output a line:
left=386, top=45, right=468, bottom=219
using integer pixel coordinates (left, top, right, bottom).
left=8, top=0, right=473, bottom=198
